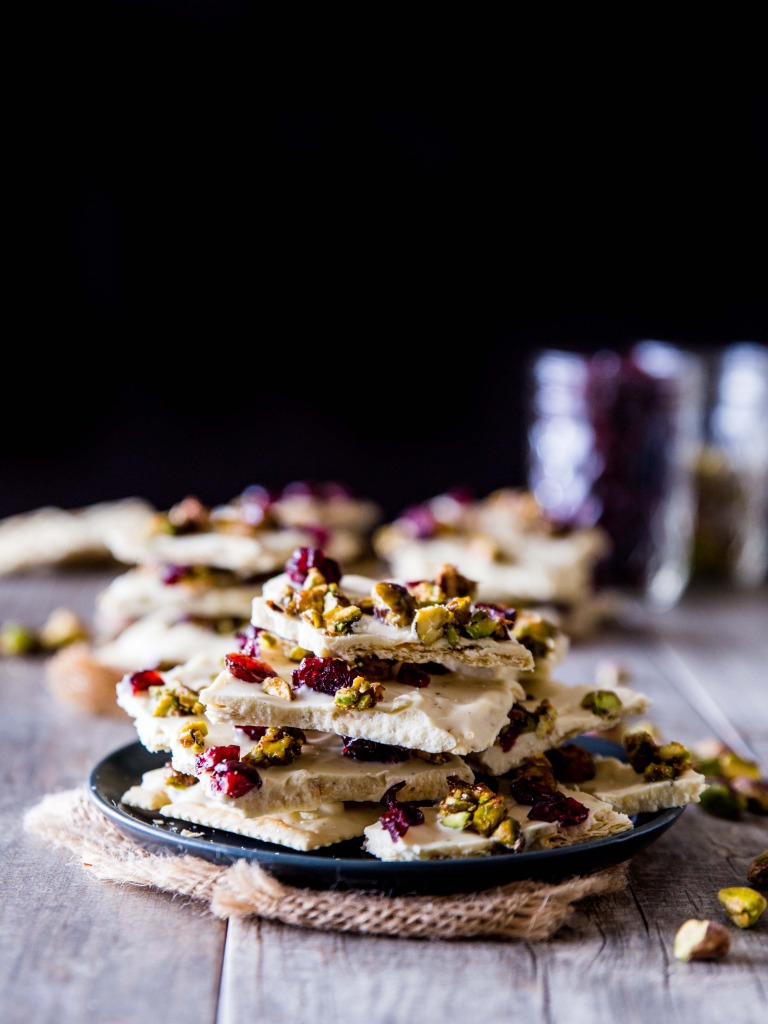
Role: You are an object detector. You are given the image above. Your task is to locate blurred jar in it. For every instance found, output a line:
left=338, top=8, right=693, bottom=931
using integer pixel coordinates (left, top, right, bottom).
left=527, top=341, right=705, bottom=610
left=692, top=342, right=768, bottom=588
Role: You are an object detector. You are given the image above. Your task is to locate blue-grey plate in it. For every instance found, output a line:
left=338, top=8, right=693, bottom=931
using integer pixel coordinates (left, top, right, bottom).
left=88, top=736, right=686, bottom=896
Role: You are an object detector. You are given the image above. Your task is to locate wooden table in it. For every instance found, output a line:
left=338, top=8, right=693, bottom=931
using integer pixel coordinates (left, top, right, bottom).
left=2, top=568, right=767, bottom=1024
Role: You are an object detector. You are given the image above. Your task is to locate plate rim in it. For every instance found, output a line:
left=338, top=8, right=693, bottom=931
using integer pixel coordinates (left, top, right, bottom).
left=88, top=735, right=687, bottom=890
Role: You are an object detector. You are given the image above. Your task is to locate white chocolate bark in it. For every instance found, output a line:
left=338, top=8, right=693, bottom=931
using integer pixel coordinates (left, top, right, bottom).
left=468, top=676, right=651, bottom=775
left=252, top=572, right=537, bottom=672
left=94, top=566, right=260, bottom=637
left=363, top=786, right=632, bottom=862
left=199, top=652, right=525, bottom=756
left=0, top=498, right=156, bottom=575
left=96, top=611, right=237, bottom=673
left=122, top=768, right=380, bottom=850
left=576, top=757, right=706, bottom=815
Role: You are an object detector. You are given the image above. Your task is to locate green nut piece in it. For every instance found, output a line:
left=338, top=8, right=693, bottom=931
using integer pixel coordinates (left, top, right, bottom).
left=0, top=621, right=39, bottom=656
left=698, top=782, right=745, bottom=820
left=463, top=610, right=500, bottom=640
left=288, top=645, right=313, bottom=662
left=371, top=582, right=415, bottom=627
left=164, top=764, right=199, bottom=789
left=413, top=605, right=452, bottom=644
left=718, top=752, right=762, bottom=781
left=717, top=886, right=767, bottom=928
left=491, top=816, right=524, bottom=851
left=323, top=604, right=362, bottom=634
left=406, top=580, right=446, bottom=607
left=333, top=676, right=384, bottom=710
left=39, top=607, right=90, bottom=650
left=580, top=689, right=623, bottom=717
left=673, top=919, right=731, bottom=961
left=513, top=613, right=559, bottom=659
left=440, top=811, right=472, bottom=830
left=242, top=727, right=305, bottom=767
left=747, top=851, right=768, bottom=888
left=729, top=776, right=768, bottom=814
left=178, top=720, right=208, bottom=752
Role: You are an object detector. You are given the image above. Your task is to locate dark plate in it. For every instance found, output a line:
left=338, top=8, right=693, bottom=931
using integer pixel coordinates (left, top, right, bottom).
left=88, top=735, right=686, bottom=896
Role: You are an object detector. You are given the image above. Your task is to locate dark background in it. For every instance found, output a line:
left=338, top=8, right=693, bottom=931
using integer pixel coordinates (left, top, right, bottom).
left=6, top=4, right=767, bottom=523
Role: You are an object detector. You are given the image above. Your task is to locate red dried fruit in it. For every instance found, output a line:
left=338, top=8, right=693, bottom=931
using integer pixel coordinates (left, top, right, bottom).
left=379, top=781, right=425, bottom=841
left=127, top=669, right=165, bottom=694
left=527, top=790, right=589, bottom=826
left=401, top=503, right=439, bottom=539
left=292, top=656, right=354, bottom=695
left=195, top=745, right=241, bottom=773
left=285, top=546, right=341, bottom=585
left=225, top=652, right=278, bottom=683
left=341, top=737, right=409, bottom=763
left=235, top=623, right=264, bottom=657
left=395, top=664, right=431, bottom=688
left=160, top=564, right=192, bottom=585
left=208, top=759, right=262, bottom=798
left=236, top=725, right=269, bottom=740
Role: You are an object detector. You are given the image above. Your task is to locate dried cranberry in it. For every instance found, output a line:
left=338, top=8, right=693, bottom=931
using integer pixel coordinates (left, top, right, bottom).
left=341, top=737, right=409, bottom=763
left=239, top=485, right=275, bottom=525
left=507, top=776, right=552, bottom=806
left=292, top=656, right=354, bottom=695
left=236, top=725, right=269, bottom=740
left=160, top=564, right=192, bottom=585
left=395, top=664, right=431, bottom=688
left=527, top=790, right=589, bottom=826
left=225, top=652, right=278, bottom=683
left=235, top=623, right=264, bottom=657
left=208, top=759, right=262, bottom=798
left=401, top=503, right=438, bottom=539
left=195, top=745, right=241, bottom=773
left=379, top=781, right=425, bottom=841
left=127, top=669, right=164, bottom=694
left=285, top=546, right=342, bottom=585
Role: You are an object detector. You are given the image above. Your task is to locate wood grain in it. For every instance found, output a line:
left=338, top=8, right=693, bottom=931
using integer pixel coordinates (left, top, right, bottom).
left=2, top=570, right=767, bottom=1024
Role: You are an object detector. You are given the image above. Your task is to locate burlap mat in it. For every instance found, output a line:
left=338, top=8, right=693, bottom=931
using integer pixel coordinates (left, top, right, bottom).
left=23, top=787, right=628, bottom=940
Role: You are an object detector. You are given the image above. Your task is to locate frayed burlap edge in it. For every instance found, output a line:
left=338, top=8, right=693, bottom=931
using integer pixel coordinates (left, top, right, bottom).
left=23, top=788, right=628, bottom=940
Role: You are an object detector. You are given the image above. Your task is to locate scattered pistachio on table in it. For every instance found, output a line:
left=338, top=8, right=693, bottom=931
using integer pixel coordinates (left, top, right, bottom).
left=0, top=607, right=91, bottom=657
left=747, top=851, right=768, bottom=888
left=717, top=887, right=767, bottom=929
left=673, top=919, right=732, bottom=961
left=691, top=740, right=768, bottom=821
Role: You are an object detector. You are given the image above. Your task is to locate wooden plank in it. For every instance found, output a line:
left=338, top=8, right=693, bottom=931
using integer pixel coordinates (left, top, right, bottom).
left=4, top=572, right=768, bottom=1024
left=0, top=572, right=227, bottom=1024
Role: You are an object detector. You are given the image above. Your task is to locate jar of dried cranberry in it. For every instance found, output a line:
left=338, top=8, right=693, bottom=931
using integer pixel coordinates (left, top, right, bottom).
left=526, top=341, right=706, bottom=609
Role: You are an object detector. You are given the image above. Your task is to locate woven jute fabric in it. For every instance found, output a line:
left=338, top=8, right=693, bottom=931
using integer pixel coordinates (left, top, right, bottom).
left=23, top=788, right=628, bottom=941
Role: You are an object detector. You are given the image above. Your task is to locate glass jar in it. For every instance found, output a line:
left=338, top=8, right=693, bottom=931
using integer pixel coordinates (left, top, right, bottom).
left=692, top=341, right=768, bottom=588
left=527, top=341, right=706, bottom=609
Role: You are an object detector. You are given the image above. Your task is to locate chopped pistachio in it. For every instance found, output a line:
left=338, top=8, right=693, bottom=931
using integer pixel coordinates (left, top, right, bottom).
left=434, top=564, right=476, bottom=599
left=698, top=782, right=745, bottom=819
left=730, top=776, right=768, bottom=814
left=463, top=609, right=501, bottom=640
left=438, top=778, right=508, bottom=837
left=444, top=595, right=473, bottom=626
left=513, top=613, right=559, bottom=659
left=323, top=604, right=362, bottom=634
left=288, top=644, right=312, bottom=661
left=673, top=919, right=731, bottom=961
left=580, top=689, right=623, bottom=717
left=491, top=816, right=524, bottom=851
left=406, top=580, right=446, bottom=606
left=164, top=764, right=199, bottom=789
left=261, top=676, right=294, bottom=701
left=440, top=811, right=472, bottom=830
left=747, top=851, right=768, bottom=888
left=259, top=631, right=278, bottom=649
left=371, top=582, right=415, bottom=627
left=334, top=676, right=384, bottom=710
left=151, top=684, right=205, bottom=718
left=414, top=605, right=452, bottom=644
left=242, top=727, right=305, bottom=767
left=39, top=607, right=90, bottom=650
left=178, top=720, right=208, bottom=752
left=0, top=621, right=39, bottom=656
left=717, top=886, right=767, bottom=928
